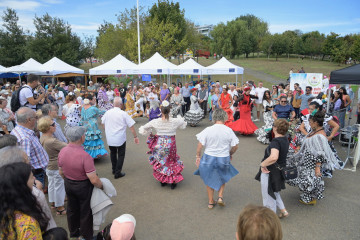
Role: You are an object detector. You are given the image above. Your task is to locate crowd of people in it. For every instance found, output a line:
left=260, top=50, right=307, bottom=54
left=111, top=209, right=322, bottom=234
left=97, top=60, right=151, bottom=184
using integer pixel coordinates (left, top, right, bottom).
left=0, top=73, right=357, bottom=239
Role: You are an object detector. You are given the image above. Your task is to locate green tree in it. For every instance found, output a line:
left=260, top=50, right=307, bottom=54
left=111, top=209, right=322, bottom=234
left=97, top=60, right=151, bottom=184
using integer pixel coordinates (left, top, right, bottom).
left=26, top=13, right=82, bottom=66
left=301, top=31, right=325, bottom=58
left=0, top=8, right=27, bottom=66
left=81, top=35, right=96, bottom=67
left=260, top=34, right=273, bottom=58
left=322, top=32, right=341, bottom=60
left=350, top=34, right=360, bottom=60
left=282, top=30, right=300, bottom=58
left=272, top=33, right=288, bottom=60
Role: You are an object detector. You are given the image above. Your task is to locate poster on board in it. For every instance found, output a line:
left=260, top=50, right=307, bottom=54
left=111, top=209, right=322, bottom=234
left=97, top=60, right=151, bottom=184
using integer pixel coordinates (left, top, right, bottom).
left=290, top=73, right=323, bottom=95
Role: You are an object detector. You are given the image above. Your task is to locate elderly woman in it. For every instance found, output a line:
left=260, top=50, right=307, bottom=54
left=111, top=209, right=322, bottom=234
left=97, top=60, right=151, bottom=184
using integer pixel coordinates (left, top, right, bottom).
left=39, top=116, right=67, bottom=215
left=139, top=101, right=187, bottom=189
left=255, top=119, right=289, bottom=218
left=194, top=109, right=239, bottom=209
left=170, top=87, right=185, bottom=117
left=160, top=83, right=170, bottom=103
left=58, top=126, right=103, bottom=240
left=0, top=98, right=15, bottom=134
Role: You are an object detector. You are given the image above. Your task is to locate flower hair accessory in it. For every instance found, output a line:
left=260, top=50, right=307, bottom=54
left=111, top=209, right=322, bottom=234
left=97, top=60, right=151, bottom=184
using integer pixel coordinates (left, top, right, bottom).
left=162, top=100, right=170, bottom=107
left=83, top=99, right=90, bottom=105
left=68, top=92, right=74, bottom=96
left=311, top=99, right=323, bottom=106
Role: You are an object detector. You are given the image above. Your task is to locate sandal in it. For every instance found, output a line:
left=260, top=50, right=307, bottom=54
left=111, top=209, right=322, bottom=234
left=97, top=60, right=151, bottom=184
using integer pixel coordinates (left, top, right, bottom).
left=217, top=197, right=225, bottom=206
left=50, top=203, right=55, bottom=209
left=208, top=201, right=217, bottom=209
left=278, top=210, right=289, bottom=219
left=56, top=208, right=67, bottom=216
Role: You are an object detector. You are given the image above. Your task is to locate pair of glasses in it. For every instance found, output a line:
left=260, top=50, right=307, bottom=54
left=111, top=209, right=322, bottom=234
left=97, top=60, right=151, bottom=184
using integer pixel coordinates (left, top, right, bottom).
left=50, top=122, right=56, bottom=127
left=280, top=101, right=287, bottom=103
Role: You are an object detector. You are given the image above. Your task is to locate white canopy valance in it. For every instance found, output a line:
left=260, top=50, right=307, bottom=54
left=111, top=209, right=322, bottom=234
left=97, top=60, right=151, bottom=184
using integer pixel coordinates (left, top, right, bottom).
left=89, top=54, right=137, bottom=75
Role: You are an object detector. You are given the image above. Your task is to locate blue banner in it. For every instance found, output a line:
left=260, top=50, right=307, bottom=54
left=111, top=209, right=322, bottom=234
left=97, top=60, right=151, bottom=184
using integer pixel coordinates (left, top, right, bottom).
left=142, top=74, right=151, bottom=81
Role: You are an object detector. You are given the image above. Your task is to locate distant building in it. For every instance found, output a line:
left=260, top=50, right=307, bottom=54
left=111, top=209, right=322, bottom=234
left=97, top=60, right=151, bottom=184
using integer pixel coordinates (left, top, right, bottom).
left=195, top=25, right=214, bottom=38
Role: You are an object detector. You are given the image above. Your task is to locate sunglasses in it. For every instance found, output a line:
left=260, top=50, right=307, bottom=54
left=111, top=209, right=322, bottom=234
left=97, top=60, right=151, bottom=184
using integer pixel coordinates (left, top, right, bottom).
left=50, top=122, right=56, bottom=127
left=280, top=101, right=287, bottom=103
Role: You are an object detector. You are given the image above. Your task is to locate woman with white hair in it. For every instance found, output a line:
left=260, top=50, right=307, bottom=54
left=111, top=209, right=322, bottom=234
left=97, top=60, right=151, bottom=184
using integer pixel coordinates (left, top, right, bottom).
left=139, top=100, right=187, bottom=189
left=194, top=109, right=239, bottom=209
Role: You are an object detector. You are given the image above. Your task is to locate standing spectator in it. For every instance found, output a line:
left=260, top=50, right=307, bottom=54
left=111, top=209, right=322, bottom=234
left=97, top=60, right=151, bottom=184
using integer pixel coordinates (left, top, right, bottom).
left=292, top=85, right=302, bottom=118
left=333, top=91, right=346, bottom=128
left=19, top=74, right=46, bottom=111
left=299, top=67, right=305, bottom=73
left=62, top=93, right=81, bottom=130
left=256, top=119, right=289, bottom=217
left=38, top=116, right=67, bottom=215
left=236, top=205, right=282, bottom=240
left=228, top=84, right=238, bottom=99
left=0, top=89, right=11, bottom=109
left=106, top=86, right=115, bottom=103
left=198, top=84, right=208, bottom=118
left=296, top=86, right=313, bottom=111
left=254, top=81, right=268, bottom=122
left=54, top=87, right=65, bottom=117
left=58, top=126, right=103, bottom=240
left=207, top=89, right=215, bottom=121
left=0, top=98, right=15, bottom=133
left=180, top=82, right=191, bottom=113
left=87, top=81, right=97, bottom=94
left=101, top=97, right=139, bottom=179
left=11, top=107, right=49, bottom=186
left=119, top=82, right=127, bottom=108
left=271, top=85, right=280, bottom=104
left=160, top=83, right=171, bottom=103
left=41, top=104, right=67, bottom=143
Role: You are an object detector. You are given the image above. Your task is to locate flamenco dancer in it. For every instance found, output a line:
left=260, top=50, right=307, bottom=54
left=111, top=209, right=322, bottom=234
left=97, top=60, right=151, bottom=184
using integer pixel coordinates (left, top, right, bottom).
left=148, top=87, right=161, bottom=121
left=184, top=88, right=204, bottom=127
left=79, top=94, right=108, bottom=159
left=97, top=85, right=113, bottom=112
left=254, top=90, right=274, bottom=144
left=228, top=87, right=258, bottom=135
left=139, top=100, right=187, bottom=189
left=125, top=88, right=138, bottom=119
left=218, top=86, right=234, bottom=125
left=287, top=111, right=339, bottom=205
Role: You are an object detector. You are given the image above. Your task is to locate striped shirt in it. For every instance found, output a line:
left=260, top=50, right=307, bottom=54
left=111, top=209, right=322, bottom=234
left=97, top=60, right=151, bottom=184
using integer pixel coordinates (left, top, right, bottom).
left=11, top=125, right=49, bottom=169
left=53, top=119, right=68, bottom=143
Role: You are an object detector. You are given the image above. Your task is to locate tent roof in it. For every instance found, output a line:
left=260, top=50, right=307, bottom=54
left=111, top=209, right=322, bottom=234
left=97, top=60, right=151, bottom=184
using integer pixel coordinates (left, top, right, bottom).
left=204, top=57, right=244, bottom=75
left=89, top=54, right=138, bottom=75
left=330, top=64, right=360, bottom=85
left=170, top=58, right=205, bottom=75
left=3, top=58, right=45, bottom=74
left=41, top=57, right=84, bottom=75
left=128, top=52, right=177, bottom=74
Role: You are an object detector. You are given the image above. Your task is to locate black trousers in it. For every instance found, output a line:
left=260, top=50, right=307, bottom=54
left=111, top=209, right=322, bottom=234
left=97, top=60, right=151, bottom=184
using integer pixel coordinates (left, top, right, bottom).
left=199, top=100, right=207, bottom=116
left=64, top=178, right=94, bottom=240
left=183, top=97, right=191, bottom=114
left=233, top=111, right=240, bottom=121
left=109, top=142, right=126, bottom=175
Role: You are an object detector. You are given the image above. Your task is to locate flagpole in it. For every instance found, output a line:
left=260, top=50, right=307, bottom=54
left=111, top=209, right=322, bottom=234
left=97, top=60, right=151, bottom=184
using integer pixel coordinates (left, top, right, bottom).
left=137, top=0, right=141, bottom=64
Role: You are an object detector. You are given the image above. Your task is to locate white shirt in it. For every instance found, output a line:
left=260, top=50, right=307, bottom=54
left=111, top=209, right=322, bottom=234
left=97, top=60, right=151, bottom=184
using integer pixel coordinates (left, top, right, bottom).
left=19, top=85, right=36, bottom=109
left=101, top=107, right=135, bottom=147
left=196, top=124, right=239, bottom=157
left=55, top=91, right=65, bottom=105
left=106, top=90, right=114, bottom=101
left=139, top=117, right=187, bottom=136
left=228, top=89, right=238, bottom=98
left=254, top=87, right=268, bottom=104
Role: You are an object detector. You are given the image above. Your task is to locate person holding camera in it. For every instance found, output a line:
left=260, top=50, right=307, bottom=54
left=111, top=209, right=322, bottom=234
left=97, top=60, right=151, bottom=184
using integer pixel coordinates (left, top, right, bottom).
left=19, top=75, right=46, bottom=111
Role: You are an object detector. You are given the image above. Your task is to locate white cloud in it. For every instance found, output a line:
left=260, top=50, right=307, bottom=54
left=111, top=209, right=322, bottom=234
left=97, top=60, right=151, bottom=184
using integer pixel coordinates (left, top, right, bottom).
left=71, top=23, right=100, bottom=31
left=0, top=0, right=41, bottom=11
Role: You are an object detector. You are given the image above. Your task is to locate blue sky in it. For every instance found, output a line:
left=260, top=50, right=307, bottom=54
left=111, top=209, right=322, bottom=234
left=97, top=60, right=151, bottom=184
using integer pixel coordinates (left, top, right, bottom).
left=0, top=0, right=359, bottom=38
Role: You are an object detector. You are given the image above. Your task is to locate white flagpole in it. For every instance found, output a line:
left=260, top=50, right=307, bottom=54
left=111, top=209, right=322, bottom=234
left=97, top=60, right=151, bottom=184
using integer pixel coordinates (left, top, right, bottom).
left=137, top=0, right=141, bottom=64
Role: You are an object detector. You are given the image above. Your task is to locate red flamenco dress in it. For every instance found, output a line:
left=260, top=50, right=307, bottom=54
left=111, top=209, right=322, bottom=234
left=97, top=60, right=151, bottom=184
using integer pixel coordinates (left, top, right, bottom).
left=228, top=94, right=258, bottom=135
left=220, top=92, right=234, bottom=125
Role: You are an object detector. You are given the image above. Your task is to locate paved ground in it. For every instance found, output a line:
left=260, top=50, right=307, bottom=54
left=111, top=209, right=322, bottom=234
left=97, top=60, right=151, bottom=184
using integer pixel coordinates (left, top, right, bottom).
left=53, top=115, right=360, bottom=240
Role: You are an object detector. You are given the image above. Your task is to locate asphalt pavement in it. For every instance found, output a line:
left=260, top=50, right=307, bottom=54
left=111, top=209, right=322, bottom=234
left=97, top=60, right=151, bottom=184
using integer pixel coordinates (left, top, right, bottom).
left=54, top=116, right=360, bottom=240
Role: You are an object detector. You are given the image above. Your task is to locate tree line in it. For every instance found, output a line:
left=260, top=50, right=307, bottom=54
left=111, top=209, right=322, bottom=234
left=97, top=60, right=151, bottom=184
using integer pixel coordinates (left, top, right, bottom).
left=0, top=0, right=359, bottom=68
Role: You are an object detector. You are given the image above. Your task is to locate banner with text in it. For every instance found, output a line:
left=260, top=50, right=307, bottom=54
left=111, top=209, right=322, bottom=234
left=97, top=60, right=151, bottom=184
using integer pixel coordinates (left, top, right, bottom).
left=290, top=73, right=323, bottom=95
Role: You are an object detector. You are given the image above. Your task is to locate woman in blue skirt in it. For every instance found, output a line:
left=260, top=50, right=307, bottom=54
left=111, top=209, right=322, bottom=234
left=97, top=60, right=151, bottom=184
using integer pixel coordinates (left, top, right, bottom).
left=194, top=109, right=239, bottom=209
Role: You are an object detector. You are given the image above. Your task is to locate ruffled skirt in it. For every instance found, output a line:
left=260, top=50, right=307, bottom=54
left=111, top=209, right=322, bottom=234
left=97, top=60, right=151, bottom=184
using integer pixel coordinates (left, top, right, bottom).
left=149, top=108, right=161, bottom=121
left=194, top=154, right=239, bottom=191
left=228, top=108, right=257, bottom=135
left=146, top=134, right=184, bottom=184
left=83, top=129, right=108, bottom=159
left=184, top=109, right=204, bottom=126
left=98, top=99, right=113, bottom=112
left=254, top=111, right=274, bottom=144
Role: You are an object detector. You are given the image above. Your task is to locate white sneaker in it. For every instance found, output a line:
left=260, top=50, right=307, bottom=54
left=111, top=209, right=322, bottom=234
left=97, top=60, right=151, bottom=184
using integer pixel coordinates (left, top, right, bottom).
left=253, top=119, right=260, bottom=122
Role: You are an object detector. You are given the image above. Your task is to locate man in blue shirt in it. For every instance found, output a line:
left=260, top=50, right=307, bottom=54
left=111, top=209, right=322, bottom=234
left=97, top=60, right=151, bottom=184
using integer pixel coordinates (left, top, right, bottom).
left=296, top=86, right=313, bottom=111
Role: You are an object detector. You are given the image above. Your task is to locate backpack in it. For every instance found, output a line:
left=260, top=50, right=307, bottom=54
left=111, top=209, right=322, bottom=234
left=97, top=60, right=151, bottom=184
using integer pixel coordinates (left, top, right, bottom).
left=10, top=85, right=33, bottom=112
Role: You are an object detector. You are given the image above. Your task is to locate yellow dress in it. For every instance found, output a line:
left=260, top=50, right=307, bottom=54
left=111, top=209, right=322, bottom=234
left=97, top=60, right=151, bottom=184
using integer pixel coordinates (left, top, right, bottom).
left=125, top=93, right=138, bottom=118
left=0, top=211, right=42, bottom=239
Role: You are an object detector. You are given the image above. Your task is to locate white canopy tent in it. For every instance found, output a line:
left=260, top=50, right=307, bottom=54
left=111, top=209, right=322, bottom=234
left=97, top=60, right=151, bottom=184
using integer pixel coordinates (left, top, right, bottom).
left=204, top=57, right=244, bottom=86
left=127, top=52, right=177, bottom=75
left=3, top=58, right=45, bottom=74
left=0, top=65, right=7, bottom=73
left=89, top=54, right=137, bottom=75
left=41, top=57, right=84, bottom=75
left=169, top=58, right=206, bottom=76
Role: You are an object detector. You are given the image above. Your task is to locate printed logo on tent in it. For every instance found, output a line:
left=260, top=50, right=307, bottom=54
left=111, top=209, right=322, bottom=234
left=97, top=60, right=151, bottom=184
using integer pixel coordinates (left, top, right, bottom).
left=229, top=68, right=235, bottom=73
left=157, top=69, right=162, bottom=73
left=193, top=69, right=199, bottom=73
left=117, top=70, right=121, bottom=73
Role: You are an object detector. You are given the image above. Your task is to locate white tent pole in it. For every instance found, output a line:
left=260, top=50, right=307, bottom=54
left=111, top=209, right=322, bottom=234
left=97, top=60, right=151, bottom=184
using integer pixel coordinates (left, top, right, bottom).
left=326, top=85, right=331, bottom=114
left=241, top=74, right=243, bottom=87
left=137, top=0, right=141, bottom=64
left=236, top=74, right=238, bottom=86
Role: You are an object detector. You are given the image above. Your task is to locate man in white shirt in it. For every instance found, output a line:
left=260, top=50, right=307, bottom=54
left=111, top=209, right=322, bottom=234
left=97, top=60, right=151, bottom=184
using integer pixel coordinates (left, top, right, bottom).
left=54, top=87, right=65, bottom=117
left=228, top=84, right=238, bottom=98
left=19, top=74, right=46, bottom=111
left=101, top=97, right=139, bottom=179
left=254, top=81, right=269, bottom=122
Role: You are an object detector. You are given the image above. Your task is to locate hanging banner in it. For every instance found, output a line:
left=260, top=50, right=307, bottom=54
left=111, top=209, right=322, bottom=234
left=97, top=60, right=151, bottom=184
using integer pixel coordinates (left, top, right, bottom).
left=142, top=74, right=151, bottom=81
left=290, top=73, right=323, bottom=95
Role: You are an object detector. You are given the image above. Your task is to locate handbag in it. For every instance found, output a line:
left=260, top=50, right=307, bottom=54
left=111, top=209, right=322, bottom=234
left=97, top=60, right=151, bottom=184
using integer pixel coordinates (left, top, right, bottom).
left=275, top=163, right=298, bottom=180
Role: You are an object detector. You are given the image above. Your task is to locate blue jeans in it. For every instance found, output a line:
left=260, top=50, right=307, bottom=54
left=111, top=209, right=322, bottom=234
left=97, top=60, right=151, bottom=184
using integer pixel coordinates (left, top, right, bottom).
left=209, top=109, right=212, bottom=121
left=33, top=169, right=45, bottom=186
